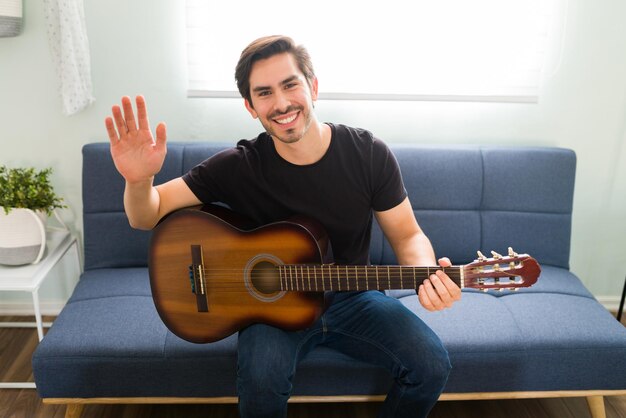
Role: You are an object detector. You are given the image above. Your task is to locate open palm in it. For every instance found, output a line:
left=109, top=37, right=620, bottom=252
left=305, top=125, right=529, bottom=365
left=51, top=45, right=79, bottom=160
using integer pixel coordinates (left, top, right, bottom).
left=105, top=96, right=167, bottom=184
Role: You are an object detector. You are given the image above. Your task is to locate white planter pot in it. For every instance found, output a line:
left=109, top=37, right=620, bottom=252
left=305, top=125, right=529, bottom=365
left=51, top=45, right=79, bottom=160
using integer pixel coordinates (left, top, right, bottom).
left=0, top=207, right=47, bottom=265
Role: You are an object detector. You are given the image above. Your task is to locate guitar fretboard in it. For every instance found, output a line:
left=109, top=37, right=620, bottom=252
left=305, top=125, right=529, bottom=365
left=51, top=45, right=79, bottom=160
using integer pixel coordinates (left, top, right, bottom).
left=277, top=265, right=463, bottom=292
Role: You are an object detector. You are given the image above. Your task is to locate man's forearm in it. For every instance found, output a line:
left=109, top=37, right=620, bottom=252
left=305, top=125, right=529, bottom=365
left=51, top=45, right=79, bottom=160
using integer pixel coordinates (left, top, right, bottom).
left=393, top=232, right=438, bottom=266
left=123, top=179, right=162, bottom=230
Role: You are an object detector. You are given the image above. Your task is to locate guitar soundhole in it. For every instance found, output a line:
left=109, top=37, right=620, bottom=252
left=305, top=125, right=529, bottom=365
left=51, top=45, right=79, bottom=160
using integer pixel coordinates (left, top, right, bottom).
left=250, top=261, right=281, bottom=294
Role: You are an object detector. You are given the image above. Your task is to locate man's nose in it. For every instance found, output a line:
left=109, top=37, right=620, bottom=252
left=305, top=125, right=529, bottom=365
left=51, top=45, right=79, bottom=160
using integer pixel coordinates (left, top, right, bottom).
left=273, top=90, right=290, bottom=113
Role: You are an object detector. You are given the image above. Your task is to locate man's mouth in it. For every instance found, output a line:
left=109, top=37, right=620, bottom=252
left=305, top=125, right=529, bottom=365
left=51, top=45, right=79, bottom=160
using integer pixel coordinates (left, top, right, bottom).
left=273, top=111, right=299, bottom=125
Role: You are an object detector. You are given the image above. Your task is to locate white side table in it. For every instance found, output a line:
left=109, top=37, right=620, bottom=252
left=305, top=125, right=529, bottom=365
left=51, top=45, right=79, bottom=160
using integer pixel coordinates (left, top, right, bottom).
left=0, top=228, right=81, bottom=389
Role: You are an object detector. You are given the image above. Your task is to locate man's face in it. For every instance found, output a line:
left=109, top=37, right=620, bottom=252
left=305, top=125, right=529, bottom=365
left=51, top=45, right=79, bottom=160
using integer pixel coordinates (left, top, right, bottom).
left=245, top=52, right=318, bottom=145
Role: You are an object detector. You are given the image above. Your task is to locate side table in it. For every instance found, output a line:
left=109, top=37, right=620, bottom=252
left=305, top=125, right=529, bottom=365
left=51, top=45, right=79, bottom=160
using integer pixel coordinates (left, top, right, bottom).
left=0, top=228, right=81, bottom=389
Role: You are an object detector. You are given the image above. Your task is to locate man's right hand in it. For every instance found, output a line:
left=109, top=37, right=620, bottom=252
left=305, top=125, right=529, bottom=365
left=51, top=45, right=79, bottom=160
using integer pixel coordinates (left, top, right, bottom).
left=105, top=95, right=167, bottom=184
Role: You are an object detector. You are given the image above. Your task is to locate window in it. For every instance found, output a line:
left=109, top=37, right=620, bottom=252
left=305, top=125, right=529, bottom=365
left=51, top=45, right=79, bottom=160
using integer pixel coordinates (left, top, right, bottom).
left=186, top=0, right=565, bottom=103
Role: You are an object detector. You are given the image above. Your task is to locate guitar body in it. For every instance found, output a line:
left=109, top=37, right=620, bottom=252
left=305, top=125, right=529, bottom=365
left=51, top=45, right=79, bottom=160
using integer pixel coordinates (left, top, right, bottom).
left=149, top=207, right=327, bottom=343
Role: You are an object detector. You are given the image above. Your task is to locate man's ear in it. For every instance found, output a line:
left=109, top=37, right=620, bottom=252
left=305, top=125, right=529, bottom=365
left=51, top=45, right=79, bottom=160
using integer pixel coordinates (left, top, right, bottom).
left=244, top=99, right=258, bottom=119
left=311, top=77, right=319, bottom=101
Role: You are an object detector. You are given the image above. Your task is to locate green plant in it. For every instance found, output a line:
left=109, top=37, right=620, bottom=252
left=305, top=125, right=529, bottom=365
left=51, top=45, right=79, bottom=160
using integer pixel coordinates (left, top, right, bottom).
left=0, top=166, right=66, bottom=216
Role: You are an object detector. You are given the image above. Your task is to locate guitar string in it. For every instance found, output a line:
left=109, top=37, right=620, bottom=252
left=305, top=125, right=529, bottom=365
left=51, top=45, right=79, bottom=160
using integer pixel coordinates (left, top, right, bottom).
left=164, top=270, right=473, bottom=292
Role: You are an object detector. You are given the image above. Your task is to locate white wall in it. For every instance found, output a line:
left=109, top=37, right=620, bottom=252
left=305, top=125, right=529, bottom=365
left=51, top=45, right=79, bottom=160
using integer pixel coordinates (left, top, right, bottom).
left=0, top=0, right=625, bottom=312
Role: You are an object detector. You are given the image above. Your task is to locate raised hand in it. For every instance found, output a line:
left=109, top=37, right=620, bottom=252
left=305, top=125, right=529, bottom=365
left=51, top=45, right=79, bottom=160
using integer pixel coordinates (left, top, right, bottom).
left=105, top=96, right=167, bottom=184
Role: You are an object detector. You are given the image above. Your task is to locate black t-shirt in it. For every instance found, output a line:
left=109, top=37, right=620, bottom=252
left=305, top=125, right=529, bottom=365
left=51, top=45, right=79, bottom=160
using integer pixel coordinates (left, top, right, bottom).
left=182, top=123, right=407, bottom=265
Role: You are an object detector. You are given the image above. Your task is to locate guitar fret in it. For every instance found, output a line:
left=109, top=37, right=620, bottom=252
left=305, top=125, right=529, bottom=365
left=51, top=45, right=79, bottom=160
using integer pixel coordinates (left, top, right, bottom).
left=328, top=265, right=332, bottom=291
left=321, top=267, right=325, bottom=291
left=337, top=266, right=341, bottom=291
left=307, top=266, right=311, bottom=291
left=289, top=266, right=293, bottom=290
left=354, top=266, right=369, bottom=290
left=387, top=266, right=391, bottom=289
left=413, top=266, right=416, bottom=289
left=400, top=267, right=403, bottom=289
left=374, top=266, right=380, bottom=289
left=339, top=266, right=343, bottom=291
left=345, top=266, right=349, bottom=292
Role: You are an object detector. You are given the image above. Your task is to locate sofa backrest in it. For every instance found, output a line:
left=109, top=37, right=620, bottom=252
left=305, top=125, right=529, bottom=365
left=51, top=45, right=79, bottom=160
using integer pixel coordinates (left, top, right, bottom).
left=83, top=143, right=576, bottom=271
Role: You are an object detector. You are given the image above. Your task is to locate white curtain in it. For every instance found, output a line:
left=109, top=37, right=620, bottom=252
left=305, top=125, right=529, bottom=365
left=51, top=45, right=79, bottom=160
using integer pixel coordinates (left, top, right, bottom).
left=44, top=0, right=94, bottom=116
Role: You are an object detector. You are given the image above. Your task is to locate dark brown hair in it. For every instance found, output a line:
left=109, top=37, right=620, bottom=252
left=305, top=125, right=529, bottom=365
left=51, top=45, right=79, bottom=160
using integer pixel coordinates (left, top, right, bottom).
left=235, top=35, right=315, bottom=105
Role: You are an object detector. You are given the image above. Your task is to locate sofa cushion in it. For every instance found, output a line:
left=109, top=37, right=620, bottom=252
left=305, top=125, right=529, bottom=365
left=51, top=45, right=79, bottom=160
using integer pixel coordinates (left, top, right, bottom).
left=400, top=288, right=626, bottom=392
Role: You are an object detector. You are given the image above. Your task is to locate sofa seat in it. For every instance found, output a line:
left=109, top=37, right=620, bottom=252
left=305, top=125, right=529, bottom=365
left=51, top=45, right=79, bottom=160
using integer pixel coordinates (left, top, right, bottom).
left=33, top=265, right=626, bottom=398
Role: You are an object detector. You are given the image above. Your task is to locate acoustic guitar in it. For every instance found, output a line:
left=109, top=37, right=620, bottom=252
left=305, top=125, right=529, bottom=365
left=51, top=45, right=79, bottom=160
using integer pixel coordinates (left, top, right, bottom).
left=149, top=205, right=541, bottom=343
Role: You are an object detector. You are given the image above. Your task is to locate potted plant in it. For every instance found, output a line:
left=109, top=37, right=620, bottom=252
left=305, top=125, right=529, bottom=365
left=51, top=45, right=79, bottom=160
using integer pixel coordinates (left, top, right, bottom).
left=0, top=166, right=66, bottom=266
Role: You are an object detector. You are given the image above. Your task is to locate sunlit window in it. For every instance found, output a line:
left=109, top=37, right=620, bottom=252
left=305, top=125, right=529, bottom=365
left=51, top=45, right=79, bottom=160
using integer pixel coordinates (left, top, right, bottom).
left=186, top=0, right=565, bottom=103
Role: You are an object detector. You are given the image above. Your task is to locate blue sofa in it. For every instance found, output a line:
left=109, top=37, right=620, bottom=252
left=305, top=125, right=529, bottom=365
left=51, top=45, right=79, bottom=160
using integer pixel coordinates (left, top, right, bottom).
left=33, top=143, right=626, bottom=418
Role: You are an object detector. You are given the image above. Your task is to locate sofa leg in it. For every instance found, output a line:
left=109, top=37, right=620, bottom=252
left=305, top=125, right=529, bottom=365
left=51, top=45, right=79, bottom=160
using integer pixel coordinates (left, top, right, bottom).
left=64, top=404, right=84, bottom=418
left=586, top=395, right=606, bottom=418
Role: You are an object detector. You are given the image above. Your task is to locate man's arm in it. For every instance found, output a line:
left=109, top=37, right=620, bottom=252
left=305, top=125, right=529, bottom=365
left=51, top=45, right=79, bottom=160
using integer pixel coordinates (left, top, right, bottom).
left=105, top=96, right=201, bottom=230
left=374, top=197, right=461, bottom=311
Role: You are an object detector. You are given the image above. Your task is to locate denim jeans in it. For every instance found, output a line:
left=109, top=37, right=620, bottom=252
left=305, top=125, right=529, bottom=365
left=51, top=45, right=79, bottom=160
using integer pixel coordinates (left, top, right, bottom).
left=237, top=291, right=451, bottom=418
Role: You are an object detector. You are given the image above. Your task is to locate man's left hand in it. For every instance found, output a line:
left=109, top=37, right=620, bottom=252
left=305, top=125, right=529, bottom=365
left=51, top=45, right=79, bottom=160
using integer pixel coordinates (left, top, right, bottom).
left=418, top=257, right=462, bottom=311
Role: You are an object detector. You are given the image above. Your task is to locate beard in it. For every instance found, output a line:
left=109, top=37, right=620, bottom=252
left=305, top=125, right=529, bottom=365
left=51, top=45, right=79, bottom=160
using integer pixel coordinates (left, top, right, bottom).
left=262, top=105, right=313, bottom=144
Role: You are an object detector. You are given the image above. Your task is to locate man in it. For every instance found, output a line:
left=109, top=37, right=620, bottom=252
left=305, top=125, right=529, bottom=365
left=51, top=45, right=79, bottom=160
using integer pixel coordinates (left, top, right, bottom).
left=105, top=35, right=461, bottom=418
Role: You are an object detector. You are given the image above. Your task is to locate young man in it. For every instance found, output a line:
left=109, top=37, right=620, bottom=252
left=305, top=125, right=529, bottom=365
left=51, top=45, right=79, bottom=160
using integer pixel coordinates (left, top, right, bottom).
left=105, top=35, right=461, bottom=418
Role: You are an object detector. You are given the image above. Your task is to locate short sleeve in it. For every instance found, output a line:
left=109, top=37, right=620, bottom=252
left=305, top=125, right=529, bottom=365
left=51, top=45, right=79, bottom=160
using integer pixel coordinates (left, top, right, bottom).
left=182, top=148, right=242, bottom=204
left=370, top=139, right=408, bottom=211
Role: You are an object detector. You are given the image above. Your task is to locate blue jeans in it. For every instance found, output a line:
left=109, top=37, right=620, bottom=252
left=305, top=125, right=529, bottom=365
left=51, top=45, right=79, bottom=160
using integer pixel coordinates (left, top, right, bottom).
left=237, top=291, right=451, bottom=418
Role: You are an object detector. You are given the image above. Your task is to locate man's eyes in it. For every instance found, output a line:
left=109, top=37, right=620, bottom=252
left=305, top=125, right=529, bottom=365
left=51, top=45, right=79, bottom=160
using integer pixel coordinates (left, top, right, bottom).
left=255, top=82, right=300, bottom=97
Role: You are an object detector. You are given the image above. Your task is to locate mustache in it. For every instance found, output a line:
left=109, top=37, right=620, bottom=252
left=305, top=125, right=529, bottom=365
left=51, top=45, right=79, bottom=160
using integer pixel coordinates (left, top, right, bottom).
left=269, top=106, right=303, bottom=120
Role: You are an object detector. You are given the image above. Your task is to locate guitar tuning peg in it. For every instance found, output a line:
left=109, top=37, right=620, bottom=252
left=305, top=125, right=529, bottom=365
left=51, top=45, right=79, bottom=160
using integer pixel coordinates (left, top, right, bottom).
left=508, top=247, right=518, bottom=257
left=491, top=251, right=503, bottom=259
left=477, top=251, right=487, bottom=261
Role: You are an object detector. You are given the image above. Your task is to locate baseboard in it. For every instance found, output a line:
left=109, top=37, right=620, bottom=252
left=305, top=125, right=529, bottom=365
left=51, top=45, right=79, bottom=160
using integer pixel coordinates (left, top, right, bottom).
left=596, top=296, right=622, bottom=313
left=0, top=300, right=65, bottom=316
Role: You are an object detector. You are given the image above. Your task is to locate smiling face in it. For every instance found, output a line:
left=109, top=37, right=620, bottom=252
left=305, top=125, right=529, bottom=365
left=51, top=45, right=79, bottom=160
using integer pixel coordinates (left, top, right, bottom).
left=244, top=52, right=319, bottom=145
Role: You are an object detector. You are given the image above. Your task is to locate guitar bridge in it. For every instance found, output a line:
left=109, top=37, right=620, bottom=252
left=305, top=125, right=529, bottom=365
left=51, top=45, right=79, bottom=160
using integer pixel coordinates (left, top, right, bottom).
left=190, top=245, right=209, bottom=312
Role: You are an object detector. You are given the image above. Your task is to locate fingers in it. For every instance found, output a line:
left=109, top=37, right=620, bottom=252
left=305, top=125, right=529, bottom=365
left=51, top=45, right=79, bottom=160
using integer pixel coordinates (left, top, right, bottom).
left=155, top=122, right=167, bottom=151
left=111, top=104, right=127, bottom=137
left=438, top=257, right=452, bottom=267
left=122, top=96, right=138, bottom=133
left=105, top=117, right=119, bottom=143
left=136, top=95, right=150, bottom=130
left=419, top=270, right=462, bottom=312
left=107, top=95, right=154, bottom=141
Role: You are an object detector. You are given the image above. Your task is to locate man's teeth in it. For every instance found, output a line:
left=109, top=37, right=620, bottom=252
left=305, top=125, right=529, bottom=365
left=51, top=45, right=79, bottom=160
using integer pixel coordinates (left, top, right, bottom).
left=275, top=113, right=297, bottom=124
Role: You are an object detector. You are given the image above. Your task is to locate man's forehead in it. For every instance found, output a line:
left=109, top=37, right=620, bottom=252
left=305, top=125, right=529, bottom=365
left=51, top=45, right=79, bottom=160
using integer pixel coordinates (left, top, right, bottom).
left=249, top=53, right=305, bottom=87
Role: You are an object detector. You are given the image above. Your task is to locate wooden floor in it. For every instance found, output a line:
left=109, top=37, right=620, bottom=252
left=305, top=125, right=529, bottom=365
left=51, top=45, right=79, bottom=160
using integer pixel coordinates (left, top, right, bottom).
left=2, top=314, right=626, bottom=418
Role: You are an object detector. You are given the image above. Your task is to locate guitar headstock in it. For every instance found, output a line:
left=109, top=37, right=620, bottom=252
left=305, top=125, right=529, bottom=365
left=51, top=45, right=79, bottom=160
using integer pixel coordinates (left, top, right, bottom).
left=462, top=248, right=540, bottom=291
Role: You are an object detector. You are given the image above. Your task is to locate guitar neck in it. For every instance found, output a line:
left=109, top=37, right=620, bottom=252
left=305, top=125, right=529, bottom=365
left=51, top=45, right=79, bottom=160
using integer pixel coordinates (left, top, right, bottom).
left=278, top=265, right=463, bottom=292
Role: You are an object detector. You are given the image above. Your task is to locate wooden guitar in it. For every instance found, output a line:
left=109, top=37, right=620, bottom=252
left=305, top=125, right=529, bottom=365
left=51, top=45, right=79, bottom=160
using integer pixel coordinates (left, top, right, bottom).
left=149, top=206, right=541, bottom=343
